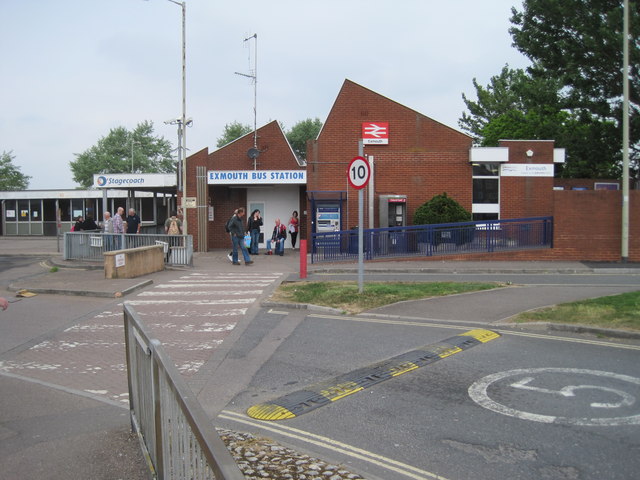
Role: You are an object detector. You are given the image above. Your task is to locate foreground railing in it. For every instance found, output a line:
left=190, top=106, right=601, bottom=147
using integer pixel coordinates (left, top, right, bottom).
left=64, top=232, right=193, bottom=266
left=124, top=304, right=244, bottom=480
left=311, top=216, right=553, bottom=263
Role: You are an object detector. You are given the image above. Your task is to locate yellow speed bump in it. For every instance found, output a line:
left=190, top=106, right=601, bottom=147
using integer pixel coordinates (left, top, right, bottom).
left=248, top=328, right=500, bottom=420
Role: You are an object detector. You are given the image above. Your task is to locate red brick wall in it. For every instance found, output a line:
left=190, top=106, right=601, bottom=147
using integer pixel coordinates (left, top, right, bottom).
left=411, top=190, right=640, bottom=262
left=185, top=121, right=303, bottom=251
left=308, top=80, right=473, bottom=230
left=498, top=140, right=555, bottom=219
left=550, top=190, right=640, bottom=261
left=554, top=178, right=621, bottom=190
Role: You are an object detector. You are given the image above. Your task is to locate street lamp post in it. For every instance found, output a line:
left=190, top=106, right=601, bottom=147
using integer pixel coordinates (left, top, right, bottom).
left=167, top=0, right=188, bottom=235
left=621, top=0, right=630, bottom=262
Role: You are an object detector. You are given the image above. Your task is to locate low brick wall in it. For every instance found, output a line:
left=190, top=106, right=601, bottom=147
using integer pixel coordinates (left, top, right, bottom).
left=104, top=245, right=164, bottom=279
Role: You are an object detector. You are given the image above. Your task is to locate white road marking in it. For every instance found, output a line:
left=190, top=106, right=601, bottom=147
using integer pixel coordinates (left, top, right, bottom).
left=137, top=290, right=263, bottom=296
left=125, top=298, right=256, bottom=305
left=157, top=282, right=272, bottom=288
left=468, top=368, right=640, bottom=426
left=134, top=309, right=247, bottom=317
left=219, top=410, right=451, bottom=480
left=510, top=377, right=636, bottom=409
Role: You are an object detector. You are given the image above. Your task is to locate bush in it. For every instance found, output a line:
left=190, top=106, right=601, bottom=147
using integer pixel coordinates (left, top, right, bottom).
left=413, top=193, right=471, bottom=225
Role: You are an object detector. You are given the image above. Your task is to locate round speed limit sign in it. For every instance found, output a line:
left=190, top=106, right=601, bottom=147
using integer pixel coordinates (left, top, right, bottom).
left=347, top=156, right=370, bottom=189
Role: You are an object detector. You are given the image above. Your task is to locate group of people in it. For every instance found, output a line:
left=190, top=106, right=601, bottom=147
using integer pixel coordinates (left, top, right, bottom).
left=227, top=208, right=299, bottom=266
left=99, top=207, right=142, bottom=235
left=72, top=208, right=142, bottom=235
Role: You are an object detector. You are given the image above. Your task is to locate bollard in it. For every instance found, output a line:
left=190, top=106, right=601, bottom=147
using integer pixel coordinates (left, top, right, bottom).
left=299, top=239, right=307, bottom=279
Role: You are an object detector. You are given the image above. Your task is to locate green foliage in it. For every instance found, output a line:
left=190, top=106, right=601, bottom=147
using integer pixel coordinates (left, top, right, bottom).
left=70, top=121, right=174, bottom=188
left=0, top=151, right=31, bottom=190
left=413, top=193, right=471, bottom=225
left=514, top=291, right=640, bottom=331
left=275, top=281, right=498, bottom=314
left=460, top=1, right=640, bottom=179
left=285, top=118, right=323, bottom=161
left=216, top=122, right=252, bottom=148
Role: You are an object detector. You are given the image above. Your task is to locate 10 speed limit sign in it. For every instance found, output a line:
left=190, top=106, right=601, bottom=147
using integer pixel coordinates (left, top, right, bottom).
left=347, top=156, right=370, bottom=189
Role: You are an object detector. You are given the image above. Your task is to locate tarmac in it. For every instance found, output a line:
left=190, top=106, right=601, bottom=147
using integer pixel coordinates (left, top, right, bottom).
left=1, top=236, right=639, bottom=479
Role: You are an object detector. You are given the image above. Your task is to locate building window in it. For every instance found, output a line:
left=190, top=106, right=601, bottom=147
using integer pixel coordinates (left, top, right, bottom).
left=472, top=163, right=499, bottom=221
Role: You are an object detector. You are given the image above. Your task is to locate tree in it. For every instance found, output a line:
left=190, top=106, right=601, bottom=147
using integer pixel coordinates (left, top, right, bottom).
left=216, top=122, right=252, bottom=148
left=460, top=66, right=565, bottom=144
left=70, top=121, right=174, bottom=188
left=509, top=0, right=640, bottom=174
left=285, top=118, right=323, bottom=161
left=0, top=151, right=31, bottom=190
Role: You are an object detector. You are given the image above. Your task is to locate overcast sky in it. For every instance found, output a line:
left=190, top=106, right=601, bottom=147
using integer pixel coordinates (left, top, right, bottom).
left=1, top=0, right=530, bottom=190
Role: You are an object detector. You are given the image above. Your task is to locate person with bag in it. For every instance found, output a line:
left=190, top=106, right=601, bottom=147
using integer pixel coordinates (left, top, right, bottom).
left=228, top=207, right=253, bottom=266
left=247, top=209, right=263, bottom=255
left=165, top=211, right=182, bottom=235
left=268, top=218, right=287, bottom=256
left=288, top=210, right=299, bottom=249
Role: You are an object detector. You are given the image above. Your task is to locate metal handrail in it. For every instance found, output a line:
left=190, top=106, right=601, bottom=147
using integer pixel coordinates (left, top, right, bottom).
left=64, top=232, right=193, bottom=266
left=124, top=304, right=244, bottom=480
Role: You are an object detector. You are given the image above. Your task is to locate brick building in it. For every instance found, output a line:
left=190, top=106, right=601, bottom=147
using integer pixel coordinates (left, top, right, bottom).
left=183, top=79, right=638, bottom=261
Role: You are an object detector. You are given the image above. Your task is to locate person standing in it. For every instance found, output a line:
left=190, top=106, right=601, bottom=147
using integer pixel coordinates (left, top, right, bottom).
left=228, top=207, right=253, bottom=266
left=82, top=215, right=99, bottom=231
left=102, top=211, right=114, bottom=251
left=113, top=207, right=125, bottom=249
left=247, top=209, right=263, bottom=255
left=288, top=210, right=299, bottom=249
left=126, top=208, right=142, bottom=234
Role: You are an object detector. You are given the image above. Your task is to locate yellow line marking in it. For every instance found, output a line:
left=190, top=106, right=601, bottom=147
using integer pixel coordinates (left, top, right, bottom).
left=309, top=313, right=640, bottom=351
left=320, top=381, right=364, bottom=402
left=220, top=410, right=452, bottom=480
left=463, top=328, right=501, bottom=343
left=389, top=361, right=420, bottom=376
left=435, top=346, right=463, bottom=358
left=247, top=404, right=296, bottom=421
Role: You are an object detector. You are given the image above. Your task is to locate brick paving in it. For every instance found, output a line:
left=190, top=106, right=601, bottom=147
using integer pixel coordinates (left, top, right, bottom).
left=0, top=269, right=283, bottom=405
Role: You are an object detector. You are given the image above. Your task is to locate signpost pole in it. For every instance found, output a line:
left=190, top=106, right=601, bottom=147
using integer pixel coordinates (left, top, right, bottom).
left=347, top=150, right=370, bottom=295
left=358, top=141, right=364, bottom=293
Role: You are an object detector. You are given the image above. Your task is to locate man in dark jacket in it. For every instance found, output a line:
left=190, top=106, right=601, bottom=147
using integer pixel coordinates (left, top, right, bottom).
left=228, top=208, right=253, bottom=266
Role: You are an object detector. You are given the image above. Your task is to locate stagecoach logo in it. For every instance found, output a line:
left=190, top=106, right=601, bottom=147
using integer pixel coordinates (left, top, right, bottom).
left=96, top=176, right=107, bottom=186
left=362, top=122, right=389, bottom=145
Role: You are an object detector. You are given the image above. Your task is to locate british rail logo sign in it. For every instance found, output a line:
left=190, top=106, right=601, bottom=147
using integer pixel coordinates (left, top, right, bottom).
left=362, top=122, right=389, bottom=145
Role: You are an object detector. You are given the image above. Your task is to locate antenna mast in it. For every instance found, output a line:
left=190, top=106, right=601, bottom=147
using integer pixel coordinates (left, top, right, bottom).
left=235, top=33, right=258, bottom=149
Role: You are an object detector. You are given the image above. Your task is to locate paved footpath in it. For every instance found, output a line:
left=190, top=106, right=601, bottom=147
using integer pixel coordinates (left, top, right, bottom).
left=2, top=254, right=289, bottom=406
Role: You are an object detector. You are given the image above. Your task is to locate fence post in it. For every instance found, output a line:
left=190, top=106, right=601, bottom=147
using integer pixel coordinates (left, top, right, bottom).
left=151, top=339, right=164, bottom=479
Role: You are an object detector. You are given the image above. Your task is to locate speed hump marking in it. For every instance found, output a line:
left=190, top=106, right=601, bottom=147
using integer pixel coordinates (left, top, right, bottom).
left=247, top=328, right=500, bottom=421
left=347, top=156, right=370, bottom=189
left=468, top=368, right=640, bottom=426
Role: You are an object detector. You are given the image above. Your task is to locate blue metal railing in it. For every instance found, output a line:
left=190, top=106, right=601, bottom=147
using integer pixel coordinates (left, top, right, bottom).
left=311, top=217, right=553, bottom=263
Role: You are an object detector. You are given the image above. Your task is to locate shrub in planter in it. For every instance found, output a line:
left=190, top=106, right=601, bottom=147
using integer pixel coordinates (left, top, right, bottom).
left=413, top=193, right=473, bottom=246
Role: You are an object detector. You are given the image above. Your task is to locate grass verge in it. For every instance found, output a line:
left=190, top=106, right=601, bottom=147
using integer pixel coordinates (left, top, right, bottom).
left=271, top=281, right=500, bottom=314
left=512, top=291, right=640, bottom=331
